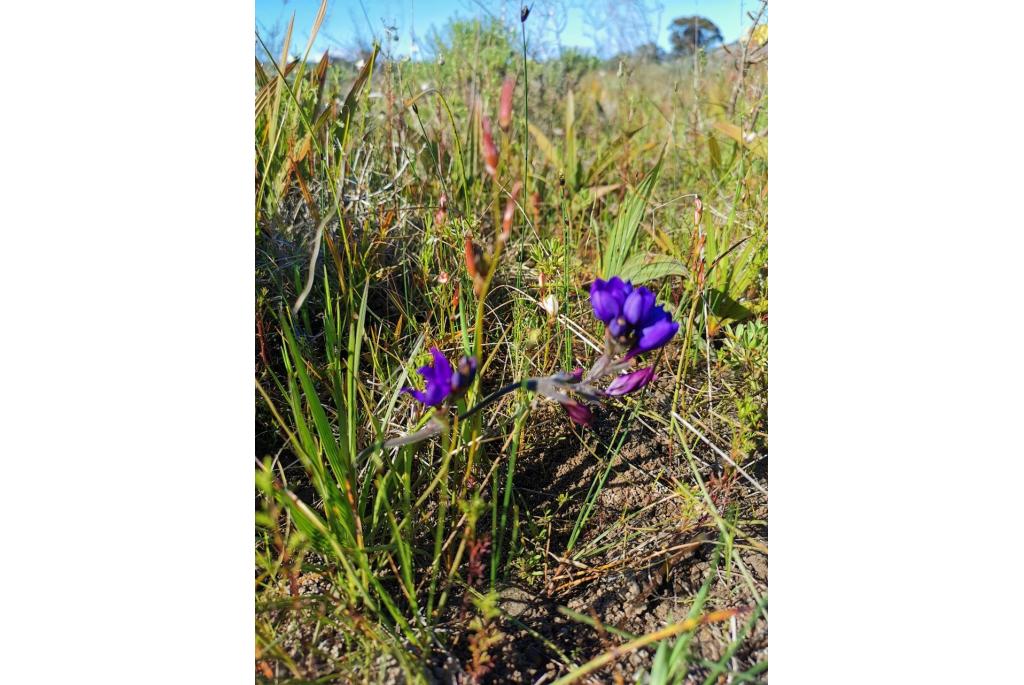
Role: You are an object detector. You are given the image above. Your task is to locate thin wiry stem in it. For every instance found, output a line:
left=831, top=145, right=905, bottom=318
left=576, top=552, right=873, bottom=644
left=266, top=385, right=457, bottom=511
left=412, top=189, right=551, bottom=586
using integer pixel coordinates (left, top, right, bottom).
left=355, top=379, right=538, bottom=464
left=519, top=13, right=529, bottom=273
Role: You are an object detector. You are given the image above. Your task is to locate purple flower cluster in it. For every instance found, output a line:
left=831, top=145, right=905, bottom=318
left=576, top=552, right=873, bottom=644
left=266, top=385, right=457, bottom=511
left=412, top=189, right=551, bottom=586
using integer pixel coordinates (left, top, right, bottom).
left=589, top=277, right=679, bottom=359
left=557, top=277, right=679, bottom=420
left=402, top=347, right=477, bottom=408
left=400, top=278, right=678, bottom=433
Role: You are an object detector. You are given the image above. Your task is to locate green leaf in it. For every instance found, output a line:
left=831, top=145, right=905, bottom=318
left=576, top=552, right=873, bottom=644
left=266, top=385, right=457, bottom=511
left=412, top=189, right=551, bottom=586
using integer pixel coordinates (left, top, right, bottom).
left=712, top=120, right=766, bottom=159
left=337, top=43, right=378, bottom=151
left=601, top=149, right=664, bottom=278
left=650, top=640, right=670, bottom=685
left=584, top=126, right=644, bottom=186
left=707, top=288, right=753, bottom=322
left=618, top=253, right=688, bottom=285
left=528, top=122, right=562, bottom=170
left=707, top=132, right=721, bottom=171
left=568, top=183, right=619, bottom=216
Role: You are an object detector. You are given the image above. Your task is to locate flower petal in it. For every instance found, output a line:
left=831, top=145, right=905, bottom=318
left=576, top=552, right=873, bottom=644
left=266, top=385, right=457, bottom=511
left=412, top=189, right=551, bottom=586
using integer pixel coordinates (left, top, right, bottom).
left=626, top=289, right=653, bottom=323
left=452, top=356, right=477, bottom=394
left=606, top=276, right=632, bottom=298
left=632, top=318, right=679, bottom=356
left=402, top=386, right=429, bottom=404
left=589, top=279, right=622, bottom=322
left=429, top=346, right=453, bottom=383
left=406, top=347, right=457, bottom=407
left=605, top=367, right=656, bottom=396
left=623, top=288, right=655, bottom=326
left=608, top=316, right=629, bottom=339
left=561, top=400, right=593, bottom=426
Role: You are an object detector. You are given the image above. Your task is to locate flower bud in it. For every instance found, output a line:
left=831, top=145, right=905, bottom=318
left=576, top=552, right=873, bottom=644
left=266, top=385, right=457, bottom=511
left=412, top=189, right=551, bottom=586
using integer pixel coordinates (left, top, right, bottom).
left=605, top=366, right=656, bottom=396
left=529, top=191, right=541, bottom=222
left=435, top=193, right=448, bottom=227
left=561, top=399, right=592, bottom=426
left=499, top=76, right=516, bottom=132
left=501, top=180, right=523, bottom=239
left=452, top=356, right=477, bottom=396
left=481, top=114, right=499, bottom=178
left=465, top=236, right=486, bottom=280
left=541, top=293, right=558, bottom=320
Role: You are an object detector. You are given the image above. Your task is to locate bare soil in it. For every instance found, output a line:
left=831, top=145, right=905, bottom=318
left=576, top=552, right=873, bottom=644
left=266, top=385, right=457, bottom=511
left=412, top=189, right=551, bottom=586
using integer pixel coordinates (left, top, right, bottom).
left=258, top=369, right=768, bottom=684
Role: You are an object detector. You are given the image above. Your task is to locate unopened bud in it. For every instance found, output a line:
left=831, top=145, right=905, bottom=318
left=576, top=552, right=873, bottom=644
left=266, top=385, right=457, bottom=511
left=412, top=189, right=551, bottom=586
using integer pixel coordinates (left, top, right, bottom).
left=541, top=293, right=559, bottom=320
left=465, top=236, right=487, bottom=282
left=529, top=191, right=541, bottom=221
left=499, top=76, right=516, bottom=132
left=435, top=193, right=448, bottom=227
left=452, top=356, right=477, bottom=395
left=481, top=115, right=499, bottom=178
left=501, top=180, right=523, bottom=239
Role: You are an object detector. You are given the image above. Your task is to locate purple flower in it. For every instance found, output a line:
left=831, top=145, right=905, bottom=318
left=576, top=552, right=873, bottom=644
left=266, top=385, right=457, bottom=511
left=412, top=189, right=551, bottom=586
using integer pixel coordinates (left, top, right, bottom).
left=403, top=347, right=476, bottom=408
left=589, top=276, right=631, bottom=323
left=561, top=399, right=593, bottom=426
left=455, top=356, right=477, bottom=395
left=589, top=277, right=679, bottom=358
left=605, top=366, right=656, bottom=396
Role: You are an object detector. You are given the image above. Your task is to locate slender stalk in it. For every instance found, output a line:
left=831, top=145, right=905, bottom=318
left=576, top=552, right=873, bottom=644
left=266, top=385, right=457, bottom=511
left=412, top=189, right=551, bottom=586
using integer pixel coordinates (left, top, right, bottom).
left=491, top=397, right=530, bottom=584
left=426, top=423, right=453, bottom=620
left=520, top=15, right=530, bottom=267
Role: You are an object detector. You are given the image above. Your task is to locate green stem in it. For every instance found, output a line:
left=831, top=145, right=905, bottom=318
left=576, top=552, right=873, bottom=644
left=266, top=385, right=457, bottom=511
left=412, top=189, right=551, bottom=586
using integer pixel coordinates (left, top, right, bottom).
left=426, top=423, right=453, bottom=620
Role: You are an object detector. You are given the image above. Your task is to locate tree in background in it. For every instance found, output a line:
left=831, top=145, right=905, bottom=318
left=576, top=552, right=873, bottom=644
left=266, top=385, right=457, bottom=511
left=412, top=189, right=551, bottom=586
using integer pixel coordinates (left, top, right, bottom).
left=669, top=16, right=723, bottom=56
left=581, top=0, right=664, bottom=60
left=631, top=42, right=665, bottom=63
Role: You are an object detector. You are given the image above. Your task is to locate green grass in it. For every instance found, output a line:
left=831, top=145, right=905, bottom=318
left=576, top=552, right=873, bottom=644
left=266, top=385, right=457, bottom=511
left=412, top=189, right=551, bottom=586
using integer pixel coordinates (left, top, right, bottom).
left=256, top=4, right=767, bottom=682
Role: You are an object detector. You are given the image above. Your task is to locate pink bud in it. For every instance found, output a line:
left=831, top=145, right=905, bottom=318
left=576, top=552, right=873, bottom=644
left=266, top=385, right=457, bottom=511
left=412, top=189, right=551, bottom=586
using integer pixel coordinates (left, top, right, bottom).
left=606, top=367, right=657, bottom=396
left=435, top=193, right=448, bottom=227
left=499, top=76, right=516, bottom=132
left=501, top=181, right=523, bottom=238
left=561, top=400, right=593, bottom=427
left=481, top=115, right=499, bottom=178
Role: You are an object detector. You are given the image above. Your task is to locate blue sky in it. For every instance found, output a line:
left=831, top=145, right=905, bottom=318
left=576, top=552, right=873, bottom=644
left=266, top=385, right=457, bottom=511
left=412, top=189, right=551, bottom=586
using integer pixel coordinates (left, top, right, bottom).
left=256, top=0, right=761, bottom=60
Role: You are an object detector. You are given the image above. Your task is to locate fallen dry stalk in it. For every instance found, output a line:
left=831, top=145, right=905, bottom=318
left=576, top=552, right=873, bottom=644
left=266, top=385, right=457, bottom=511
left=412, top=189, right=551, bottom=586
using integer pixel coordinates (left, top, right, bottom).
left=550, top=607, right=742, bottom=685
